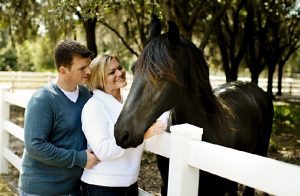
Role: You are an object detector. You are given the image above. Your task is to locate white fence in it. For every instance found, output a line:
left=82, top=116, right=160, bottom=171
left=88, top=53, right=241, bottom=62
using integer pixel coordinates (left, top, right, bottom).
left=1, top=71, right=300, bottom=96
left=1, top=86, right=300, bottom=196
left=0, top=71, right=56, bottom=91
left=209, top=75, right=300, bottom=96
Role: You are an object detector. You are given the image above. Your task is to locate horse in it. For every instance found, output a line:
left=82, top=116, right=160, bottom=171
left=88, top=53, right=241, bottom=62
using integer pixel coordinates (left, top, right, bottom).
left=114, top=16, right=274, bottom=196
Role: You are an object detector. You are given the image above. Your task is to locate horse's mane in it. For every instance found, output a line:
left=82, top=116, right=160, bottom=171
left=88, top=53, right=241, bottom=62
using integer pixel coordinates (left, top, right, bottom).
left=181, top=37, right=235, bottom=136
left=135, top=34, right=177, bottom=83
left=135, top=33, right=234, bottom=138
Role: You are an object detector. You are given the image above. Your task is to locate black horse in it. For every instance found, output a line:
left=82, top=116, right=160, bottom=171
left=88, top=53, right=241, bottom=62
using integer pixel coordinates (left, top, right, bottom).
left=114, top=17, right=274, bottom=196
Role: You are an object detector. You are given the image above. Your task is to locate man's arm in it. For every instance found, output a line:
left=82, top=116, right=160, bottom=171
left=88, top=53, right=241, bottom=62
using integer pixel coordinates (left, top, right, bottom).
left=24, top=96, right=89, bottom=168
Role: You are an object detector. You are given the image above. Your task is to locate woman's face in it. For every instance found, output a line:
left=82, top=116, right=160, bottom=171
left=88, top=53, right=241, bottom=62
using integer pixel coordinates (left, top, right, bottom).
left=104, top=57, right=127, bottom=93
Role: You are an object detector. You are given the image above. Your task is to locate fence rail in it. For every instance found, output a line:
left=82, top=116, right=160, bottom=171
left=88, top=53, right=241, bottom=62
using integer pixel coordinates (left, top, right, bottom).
left=0, top=71, right=56, bottom=91
left=1, top=71, right=300, bottom=96
left=1, top=86, right=300, bottom=195
left=209, top=75, right=300, bottom=96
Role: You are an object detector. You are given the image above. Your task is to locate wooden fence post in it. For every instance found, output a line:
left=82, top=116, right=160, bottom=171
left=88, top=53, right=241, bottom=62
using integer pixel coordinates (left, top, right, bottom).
left=167, top=123, right=203, bottom=196
left=0, top=86, right=10, bottom=174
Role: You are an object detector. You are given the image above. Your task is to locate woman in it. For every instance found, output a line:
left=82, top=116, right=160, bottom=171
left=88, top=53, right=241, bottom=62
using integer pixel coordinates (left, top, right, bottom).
left=81, top=55, right=168, bottom=196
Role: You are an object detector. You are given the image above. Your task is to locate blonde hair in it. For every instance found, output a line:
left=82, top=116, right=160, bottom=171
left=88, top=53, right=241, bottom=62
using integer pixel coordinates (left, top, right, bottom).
left=87, top=55, right=120, bottom=91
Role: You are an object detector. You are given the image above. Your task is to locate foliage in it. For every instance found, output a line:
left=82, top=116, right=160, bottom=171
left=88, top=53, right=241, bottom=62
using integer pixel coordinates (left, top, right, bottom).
left=290, top=49, right=300, bottom=73
left=0, top=0, right=299, bottom=78
left=31, top=37, right=55, bottom=71
left=0, top=29, right=9, bottom=48
left=15, top=40, right=36, bottom=71
left=273, top=101, right=300, bottom=134
left=0, top=0, right=42, bottom=46
left=0, top=46, right=17, bottom=71
left=0, top=38, right=55, bottom=71
left=269, top=101, right=300, bottom=165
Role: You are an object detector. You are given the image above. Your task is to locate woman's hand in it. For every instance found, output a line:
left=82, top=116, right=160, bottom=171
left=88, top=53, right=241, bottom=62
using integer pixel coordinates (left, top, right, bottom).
left=144, top=121, right=166, bottom=139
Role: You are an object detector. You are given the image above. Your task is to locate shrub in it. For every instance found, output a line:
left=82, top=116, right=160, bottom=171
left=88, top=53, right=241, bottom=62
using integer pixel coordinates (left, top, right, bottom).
left=0, top=47, right=18, bottom=71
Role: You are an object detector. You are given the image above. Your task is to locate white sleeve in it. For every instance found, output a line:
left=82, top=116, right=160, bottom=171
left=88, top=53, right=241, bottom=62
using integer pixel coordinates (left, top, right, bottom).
left=81, top=100, right=125, bottom=161
left=157, top=111, right=170, bottom=125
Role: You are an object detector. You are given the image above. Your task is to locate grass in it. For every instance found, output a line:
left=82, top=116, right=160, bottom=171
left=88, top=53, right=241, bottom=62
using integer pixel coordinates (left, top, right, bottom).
left=268, top=101, right=300, bottom=164
left=272, top=101, right=300, bottom=134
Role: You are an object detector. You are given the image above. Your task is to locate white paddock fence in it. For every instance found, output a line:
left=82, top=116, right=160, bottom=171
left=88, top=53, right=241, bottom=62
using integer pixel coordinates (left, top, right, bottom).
left=0, top=71, right=57, bottom=91
left=1, top=86, right=300, bottom=196
left=1, top=71, right=300, bottom=96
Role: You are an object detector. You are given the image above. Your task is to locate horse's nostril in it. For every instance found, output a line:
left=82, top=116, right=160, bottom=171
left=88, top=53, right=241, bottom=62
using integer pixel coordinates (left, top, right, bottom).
left=117, top=131, right=130, bottom=148
left=122, top=131, right=129, bottom=142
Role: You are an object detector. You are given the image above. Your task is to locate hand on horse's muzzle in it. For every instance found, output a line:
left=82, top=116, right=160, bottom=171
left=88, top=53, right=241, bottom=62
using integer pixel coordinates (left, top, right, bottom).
left=144, top=121, right=166, bottom=139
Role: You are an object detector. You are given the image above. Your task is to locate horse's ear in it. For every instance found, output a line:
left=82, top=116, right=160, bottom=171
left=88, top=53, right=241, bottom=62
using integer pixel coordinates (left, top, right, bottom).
left=147, top=14, right=161, bottom=41
left=147, top=14, right=161, bottom=42
left=167, top=20, right=180, bottom=44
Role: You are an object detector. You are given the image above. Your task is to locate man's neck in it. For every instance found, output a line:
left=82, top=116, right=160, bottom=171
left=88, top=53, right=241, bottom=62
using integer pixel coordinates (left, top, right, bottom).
left=56, top=77, right=77, bottom=92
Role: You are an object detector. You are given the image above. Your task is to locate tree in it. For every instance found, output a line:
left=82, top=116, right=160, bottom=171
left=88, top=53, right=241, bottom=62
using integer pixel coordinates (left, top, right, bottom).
left=244, top=0, right=268, bottom=84
left=209, top=0, right=300, bottom=89
left=0, top=0, right=41, bottom=47
left=275, top=1, right=300, bottom=95
left=157, top=0, right=207, bottom=40
left=212, top=0, right=249, bottom=82
left=249, top=0, right=300, bottom=95
left=46, top=0, right=160, bottom=58
left=46, top=0, right=99, bottom=55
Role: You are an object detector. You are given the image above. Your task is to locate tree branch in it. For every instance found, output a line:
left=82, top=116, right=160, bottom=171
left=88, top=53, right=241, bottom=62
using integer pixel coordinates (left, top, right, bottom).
left=98, top=19, right=139, bottom=57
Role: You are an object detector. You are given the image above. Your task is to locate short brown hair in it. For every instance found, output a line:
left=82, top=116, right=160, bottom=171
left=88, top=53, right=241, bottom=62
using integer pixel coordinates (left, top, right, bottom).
left=54, top=40, right=93, bottom=70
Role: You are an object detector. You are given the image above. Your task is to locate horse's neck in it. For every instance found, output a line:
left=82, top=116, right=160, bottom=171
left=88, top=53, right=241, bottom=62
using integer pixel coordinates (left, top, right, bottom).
left=172, top=93, right=225, bottom=143
left=173, top=94, right=211, bottom=128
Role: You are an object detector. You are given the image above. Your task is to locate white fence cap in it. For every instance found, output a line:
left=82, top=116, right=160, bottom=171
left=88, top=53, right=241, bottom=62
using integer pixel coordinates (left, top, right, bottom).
left=170, top=123, right=203, bottom=138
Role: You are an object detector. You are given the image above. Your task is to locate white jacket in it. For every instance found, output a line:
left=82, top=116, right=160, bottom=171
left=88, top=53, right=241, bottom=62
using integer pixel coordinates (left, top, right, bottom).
left=81, top=90, right=143, bottom=187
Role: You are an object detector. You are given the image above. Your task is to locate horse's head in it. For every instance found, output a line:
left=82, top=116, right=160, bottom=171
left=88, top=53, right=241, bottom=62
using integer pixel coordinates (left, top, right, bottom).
left=114, top=16, right=211, bottom=148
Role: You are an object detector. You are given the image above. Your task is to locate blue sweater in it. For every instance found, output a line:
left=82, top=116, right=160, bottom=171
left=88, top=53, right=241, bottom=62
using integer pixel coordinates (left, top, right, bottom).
left=19, top=82, right=91, bottom=195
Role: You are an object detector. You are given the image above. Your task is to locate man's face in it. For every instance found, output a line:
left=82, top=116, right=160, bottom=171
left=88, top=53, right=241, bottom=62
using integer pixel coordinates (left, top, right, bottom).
left=65, top=56, right=91, bottom=86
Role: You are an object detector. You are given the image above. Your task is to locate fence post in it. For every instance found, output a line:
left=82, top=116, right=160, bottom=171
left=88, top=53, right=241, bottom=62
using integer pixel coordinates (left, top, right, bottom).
left=0, top=86, right=10, bottom=174
left=167, top=123, right=203, bottom=196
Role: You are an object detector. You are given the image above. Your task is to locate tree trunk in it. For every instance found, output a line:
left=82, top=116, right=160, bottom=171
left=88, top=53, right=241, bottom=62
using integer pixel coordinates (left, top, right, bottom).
left=216, top=22, right=231, bottom=82
left=276, top=62, right=284, bottom=96
left=251, top=71, right=259, bottom=84
left=267, top=64, right=276, bottom=96
left=83, top=18, right=97, bottom=57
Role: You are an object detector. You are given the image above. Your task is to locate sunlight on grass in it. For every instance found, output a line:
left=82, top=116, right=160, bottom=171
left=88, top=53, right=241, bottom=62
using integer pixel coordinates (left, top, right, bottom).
left=273, top=102, right=300, bottom=134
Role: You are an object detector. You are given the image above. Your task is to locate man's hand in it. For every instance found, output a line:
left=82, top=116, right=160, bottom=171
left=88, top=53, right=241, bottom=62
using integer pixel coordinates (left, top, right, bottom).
left=85, top=149, right=100, bottom=169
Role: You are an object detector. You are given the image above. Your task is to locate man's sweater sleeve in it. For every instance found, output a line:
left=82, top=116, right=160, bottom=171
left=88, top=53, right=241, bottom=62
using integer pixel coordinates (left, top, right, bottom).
left=24, top=96, right=87, bottom=168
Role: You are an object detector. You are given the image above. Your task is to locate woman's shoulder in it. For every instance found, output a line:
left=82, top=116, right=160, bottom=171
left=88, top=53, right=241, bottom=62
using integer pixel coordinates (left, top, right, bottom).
left=84, top=93, right=105, bottom=110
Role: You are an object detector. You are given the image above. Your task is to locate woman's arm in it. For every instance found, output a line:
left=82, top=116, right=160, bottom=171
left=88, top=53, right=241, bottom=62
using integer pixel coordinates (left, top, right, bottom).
left=81, top=100, right=125, bottom=161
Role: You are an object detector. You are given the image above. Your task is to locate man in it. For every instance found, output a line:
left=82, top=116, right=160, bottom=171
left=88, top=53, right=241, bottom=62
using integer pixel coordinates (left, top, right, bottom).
left=18, top=40, right=99, bottom=195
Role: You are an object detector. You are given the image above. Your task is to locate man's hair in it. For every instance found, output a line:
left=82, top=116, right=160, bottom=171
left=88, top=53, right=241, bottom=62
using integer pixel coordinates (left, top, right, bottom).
left=54, top=40, right=93, bottom=70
